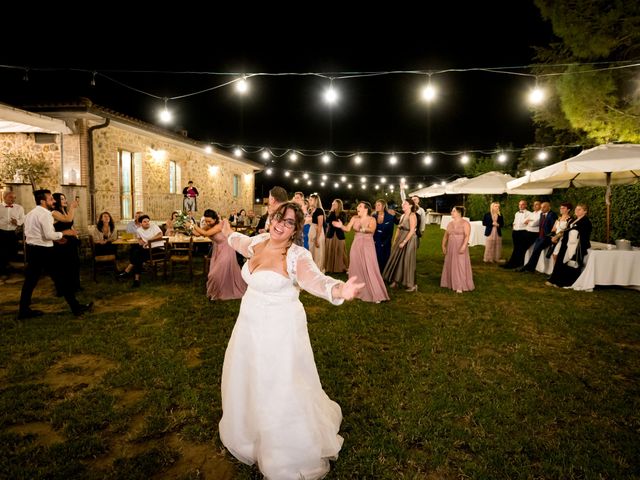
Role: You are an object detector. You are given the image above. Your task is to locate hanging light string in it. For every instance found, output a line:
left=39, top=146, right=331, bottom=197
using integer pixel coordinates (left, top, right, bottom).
left=1, top=59, right=638, bottom=101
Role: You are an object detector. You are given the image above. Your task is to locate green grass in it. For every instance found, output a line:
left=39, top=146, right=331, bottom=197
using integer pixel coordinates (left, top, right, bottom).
left=0, top=225, right=638, bottom=479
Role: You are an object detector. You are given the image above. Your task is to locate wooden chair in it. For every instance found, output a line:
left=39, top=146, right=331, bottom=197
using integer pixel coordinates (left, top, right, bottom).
left=146, top=240, right=168, bottom=279
left=88, top=234, right=118, bottom=281
left=167, top=236, right=194, bottom=279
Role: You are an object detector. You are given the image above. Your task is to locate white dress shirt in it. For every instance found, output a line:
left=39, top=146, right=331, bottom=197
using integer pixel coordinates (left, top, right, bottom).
left=24, top=205, right=62, bottom=247
left=1, top=202, right=25, bottom=231
left=416, top=206, right=426, bottom=232
left=526, top=210, right=542, bottom=233
left=513, top=209, right=531, bottom=231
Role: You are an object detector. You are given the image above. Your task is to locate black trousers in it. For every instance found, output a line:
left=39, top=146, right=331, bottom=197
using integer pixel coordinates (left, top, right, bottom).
left=506, top=230, right=534, bottom=268
left=0, top=229, right=18, bottom=272
left=19, top=244, right=80, bottom=313
left=524, top=236, right=552, bottom=271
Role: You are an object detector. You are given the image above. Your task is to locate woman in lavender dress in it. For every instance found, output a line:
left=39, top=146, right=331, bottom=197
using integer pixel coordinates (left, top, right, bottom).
left=193, top=209, right=247, bottom=300
left=332, top=201, right=389, bottom=303
left=441, top=206, right=475, bottom=293
left=382, top=200, right=418, bottom=292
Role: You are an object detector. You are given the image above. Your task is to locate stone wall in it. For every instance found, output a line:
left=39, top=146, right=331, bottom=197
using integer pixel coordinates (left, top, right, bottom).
left=91, top=124, right=255, bottom=223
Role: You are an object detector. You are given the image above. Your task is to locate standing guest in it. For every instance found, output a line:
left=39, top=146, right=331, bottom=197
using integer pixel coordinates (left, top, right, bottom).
left=303, top=199, right=312, bottom=249
left=182, top=180, right=199, bottom=212
left=333, top=201, right=389, bottom=303
left=308, top=193, right=326, bottom=272
left=193, top=209, right=247, bottom=300
left=18, top=189, right=92, bottom=319
left=441, top=206, right=475, bottom=293
left=0, top=190, right=25, bottom=276
left=165, top=211, right=179, bottom=236
left=549, top=202, right=573, bottom=262
left=292, top=191, right=307, bottom=247
left=518, top=201, right=557, bottom=273
left=118, top=215, right=164, bottom=288
left=547, top=204, right=592, bottom=288
left=264, top=186, right=289, bottom=232
left=383, top=199, right=418, bottom=292
left=52, top=192, right=81, bottom=294
left=501, top=200, right=531, bottom=269
left=219, top=202, right=364, bottom=480
left=399, top=183, right=424, bottom=247
left=482, top=201, right=504, bottom=263
left=126, top=211, right=144, bottom=234
left=92, top=211, right=118, bottom=256
left=523, top=200, right=542, bottom=254
left=324, top=199, right=348, bottom=273
left=372, top=199, right=396, bottom=273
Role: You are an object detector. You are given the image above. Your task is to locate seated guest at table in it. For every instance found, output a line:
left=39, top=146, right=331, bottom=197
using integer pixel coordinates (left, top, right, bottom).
left=517, top=202, right=557, bottom=273
left=333, top=201, right=389, bottom=303
left=246, top=210, right=258, bottom=228
left=92, top=211, right=118, bottom=256
left=546, top=203, right=591, bottom=288
left=482, top=202, right=504, bottom=263
left=372, top=199, right=396, bottom=273
left=324, top=199, right=348, bottom=273
left=441, top=206, right=474, bottom=293
left=193, top=209, right=247, bottom=300
left=126, top=211, right=144, bottom=234
left=118, top=215, right=164, bottom=287
left=236, top=209, right=247, bottom=226
left=165, top=211, right=179, bottom=236
left=549, top=202, right=572, bottom=262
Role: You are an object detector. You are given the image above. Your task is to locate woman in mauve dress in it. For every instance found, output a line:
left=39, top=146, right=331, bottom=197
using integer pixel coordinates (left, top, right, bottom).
left=324, top=199, right=348, bottom=273
left=332, top=201, right=389, bottom=303
left=382, top=200, right=418, bottom=292
left=441, top=206, right=475, bottom=293
left=192, top=209, right=247, bottom=300
left=482, top=201, right=503, bottom=263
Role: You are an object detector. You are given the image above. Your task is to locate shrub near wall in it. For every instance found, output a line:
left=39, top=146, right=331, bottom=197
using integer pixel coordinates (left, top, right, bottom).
left=466, top=182, right=640, bottom=245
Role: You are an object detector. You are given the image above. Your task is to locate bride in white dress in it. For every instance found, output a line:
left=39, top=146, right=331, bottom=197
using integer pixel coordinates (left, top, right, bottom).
left=219, top=202, right=364, bottom=480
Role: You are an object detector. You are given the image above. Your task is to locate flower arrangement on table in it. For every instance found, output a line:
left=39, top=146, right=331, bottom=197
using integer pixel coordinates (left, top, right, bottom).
left=172, top=211, right=193, bottom=236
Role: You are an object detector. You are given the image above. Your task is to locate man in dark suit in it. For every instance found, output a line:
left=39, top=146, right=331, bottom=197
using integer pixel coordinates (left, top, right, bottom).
left=517, top=202, right=557, bottom=273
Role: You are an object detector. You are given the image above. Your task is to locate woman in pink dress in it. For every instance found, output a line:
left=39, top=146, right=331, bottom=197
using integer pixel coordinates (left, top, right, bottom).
left=332, top=201, right=389, bottom=303
left=193, top=209, right=247, bottom=300
left=441, top=206, right=475, bottom=293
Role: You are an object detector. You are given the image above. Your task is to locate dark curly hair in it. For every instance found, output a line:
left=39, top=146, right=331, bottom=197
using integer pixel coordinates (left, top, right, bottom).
left=272, top=202, right=304, bottom=249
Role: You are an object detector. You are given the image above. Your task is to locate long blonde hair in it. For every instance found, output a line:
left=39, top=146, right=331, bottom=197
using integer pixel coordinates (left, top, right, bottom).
left=309, top=193, right=324, bottom=211
left=490, top=202, right=500, bottom=215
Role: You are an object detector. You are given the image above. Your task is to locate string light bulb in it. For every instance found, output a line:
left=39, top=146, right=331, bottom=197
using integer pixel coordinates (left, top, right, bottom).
left=420, top=74, right=437, bottom=103
left=159, top=98, right=172, bottom=123
left=261, top=150, right=270, bottom=160
left=354, top=155, right=363, bottom=165
left=324, top=78, right=338, bottom=105
left=423, top=155, right=433, bottom=166
left=461, top=154, right=470, bottom=164
left=389, top=155, right=398, bottom=165
left=235, top=76, right=249, bottom=94
left=289, top=152, right=298, bottom=162
left=233, top=148, right=243, bottom=157
left=498, top=153, right=507, bottom=163
left=528, top=78, right=545, bottom=105
left=322, top=153, right=331, bottom=163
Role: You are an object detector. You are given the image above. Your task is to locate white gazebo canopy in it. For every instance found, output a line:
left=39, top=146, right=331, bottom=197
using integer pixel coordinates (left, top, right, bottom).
left=447, top=170, right=552, bottom=195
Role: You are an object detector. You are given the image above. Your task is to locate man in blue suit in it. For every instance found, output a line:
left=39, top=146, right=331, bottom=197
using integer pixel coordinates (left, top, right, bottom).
left=517, top=202, right=557, bottom=273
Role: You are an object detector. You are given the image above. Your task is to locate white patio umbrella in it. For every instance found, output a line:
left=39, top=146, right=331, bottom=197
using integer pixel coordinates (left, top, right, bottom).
left=409, top=177, right=468, bottom=198
left=446, top=170, right=553, bottom=195
left=506, top=143, right=640, bottom=242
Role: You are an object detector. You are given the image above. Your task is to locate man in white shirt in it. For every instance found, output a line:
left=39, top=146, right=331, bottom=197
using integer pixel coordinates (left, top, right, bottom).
left=524, top=200, right=542, bottom=250
left=18, top=189, right=93, bottom=319
left=502, top=199, right=532, bottom=269
left=0, top=190, right=25, bottom=276
left=118, top=214, right=164, bottom=287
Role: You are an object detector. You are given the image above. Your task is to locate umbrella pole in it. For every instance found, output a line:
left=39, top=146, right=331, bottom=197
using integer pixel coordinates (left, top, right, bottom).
left=606, top=172, right=611, bottom=244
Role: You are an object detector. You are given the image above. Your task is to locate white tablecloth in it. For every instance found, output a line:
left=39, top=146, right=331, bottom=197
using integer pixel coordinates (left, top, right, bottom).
left=440, top=216, right=484, bottom=246
left=524, top=244, right=555, bottom=275
left=571, top=248, right=640, bottom=291
left=425, top=212, right=443, bottom=225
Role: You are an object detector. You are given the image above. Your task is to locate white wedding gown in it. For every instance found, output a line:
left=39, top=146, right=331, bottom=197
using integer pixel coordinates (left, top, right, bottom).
left=219, top=233, right=345, bottom=480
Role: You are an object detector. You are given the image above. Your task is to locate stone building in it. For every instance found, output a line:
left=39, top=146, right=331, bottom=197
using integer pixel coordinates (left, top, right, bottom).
left=0, top=100, right=261, bottom=231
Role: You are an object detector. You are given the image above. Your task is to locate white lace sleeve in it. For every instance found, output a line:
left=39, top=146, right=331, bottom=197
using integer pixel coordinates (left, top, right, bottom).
left=287, top=245, right=345, bottom=305
left=228, top=232, right=269, bottom=258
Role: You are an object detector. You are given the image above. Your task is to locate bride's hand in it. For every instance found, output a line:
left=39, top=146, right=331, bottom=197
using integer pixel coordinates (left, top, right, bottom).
left=340, top=276, right=365, bottom=300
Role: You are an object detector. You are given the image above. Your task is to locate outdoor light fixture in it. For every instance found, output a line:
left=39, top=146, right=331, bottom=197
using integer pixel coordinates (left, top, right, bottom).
left=537, top=151, right=549, bottom=161
left=234, top=148, right=243, bottom=157
left=498, top=153, right=507, bottom=163
left=322, top=154, right=331, bottom=163
left=324, top=78, right=338, bottom=105
left=289, top=152, right=298, bottom=162
left=261, top=150, right=270, bottom=160
left=423, top=155, right=433, bottom=165
left=354, top=155, right=362, bottom=165
left=159, top=98, right=172, bottom=123
left=235, top=76, right=249, bottom=94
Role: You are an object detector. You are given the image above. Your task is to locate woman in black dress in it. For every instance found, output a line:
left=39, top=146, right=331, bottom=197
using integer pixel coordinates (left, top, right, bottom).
left=52, top=193, right=81, bottom=293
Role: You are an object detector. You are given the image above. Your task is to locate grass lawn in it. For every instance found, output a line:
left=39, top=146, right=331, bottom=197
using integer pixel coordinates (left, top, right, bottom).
left=0, top=225, right=638, bottom=479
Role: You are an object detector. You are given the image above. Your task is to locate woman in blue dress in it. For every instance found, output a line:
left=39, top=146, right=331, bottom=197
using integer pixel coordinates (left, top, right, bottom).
left=372, top=199, right=397, bottom=273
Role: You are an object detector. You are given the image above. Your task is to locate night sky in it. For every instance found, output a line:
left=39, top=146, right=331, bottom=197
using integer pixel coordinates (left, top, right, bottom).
left=0, top=3, right=555, bottom=198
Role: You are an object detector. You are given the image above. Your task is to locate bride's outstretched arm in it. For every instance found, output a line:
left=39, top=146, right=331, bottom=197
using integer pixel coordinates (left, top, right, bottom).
left=225, top=220, right=269, bottom=257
